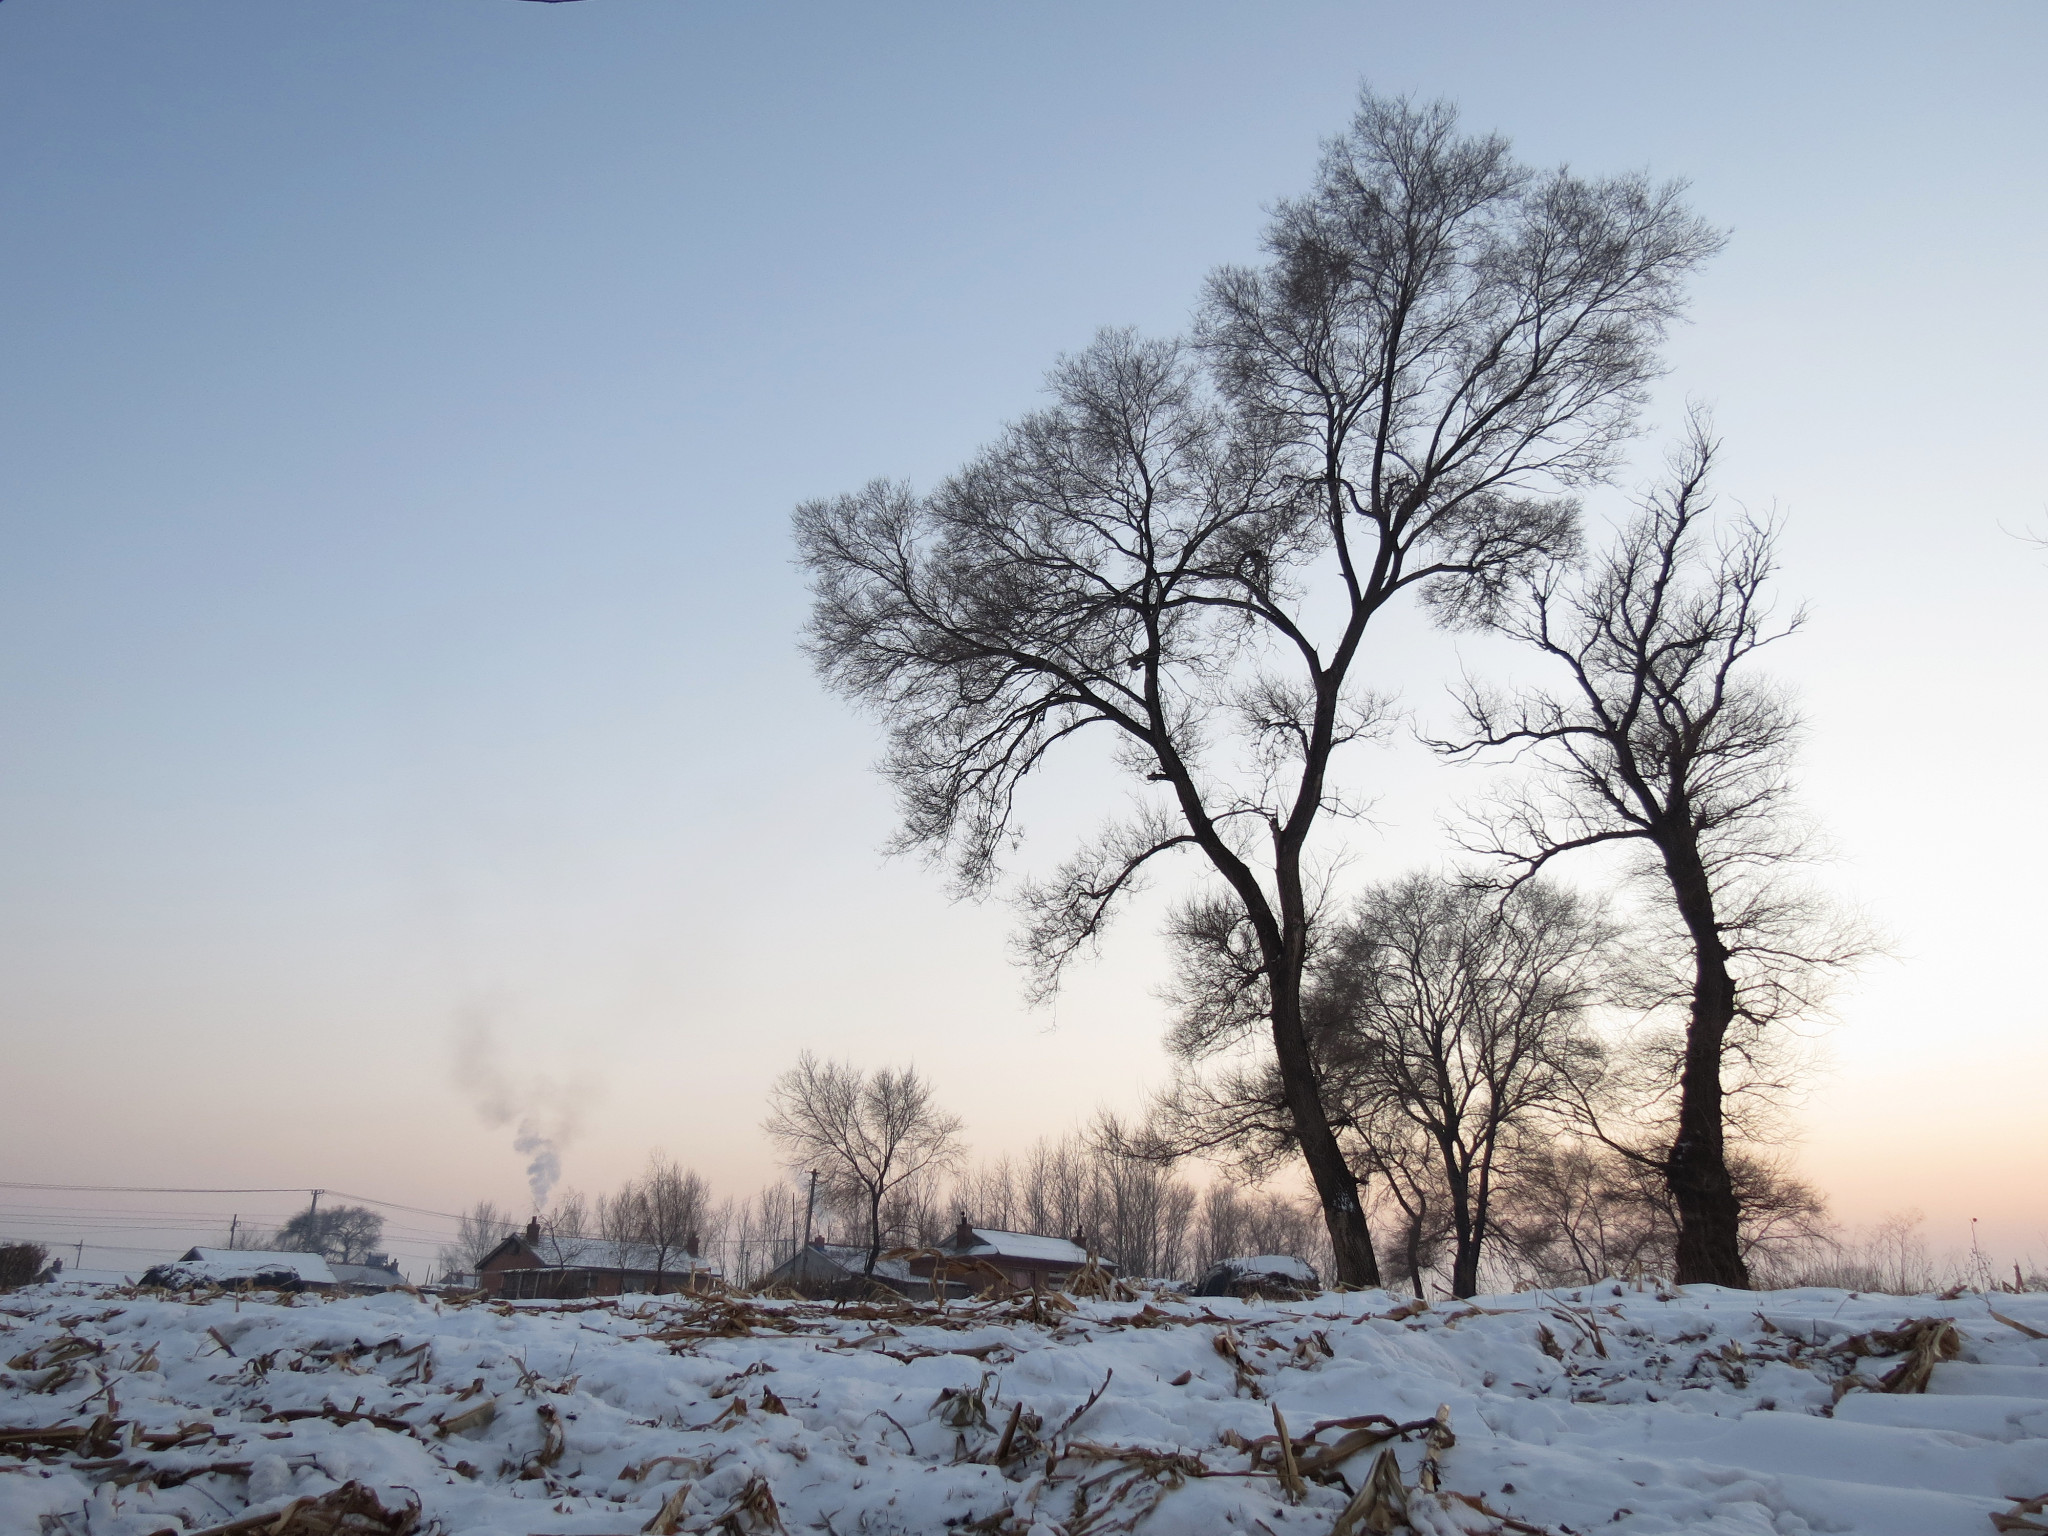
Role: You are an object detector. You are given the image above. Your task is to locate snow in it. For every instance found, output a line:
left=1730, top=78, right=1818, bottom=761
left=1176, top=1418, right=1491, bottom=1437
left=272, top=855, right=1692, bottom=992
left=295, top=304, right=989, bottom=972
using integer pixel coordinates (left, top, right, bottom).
left=961, top=1228, right=1092, bottom=1265
left=1219, top=1255, right=1318, bottom=1282
left=3, top=1277, right=2044, bottom=1535
left=148, top=1249, right=338, bottom=1286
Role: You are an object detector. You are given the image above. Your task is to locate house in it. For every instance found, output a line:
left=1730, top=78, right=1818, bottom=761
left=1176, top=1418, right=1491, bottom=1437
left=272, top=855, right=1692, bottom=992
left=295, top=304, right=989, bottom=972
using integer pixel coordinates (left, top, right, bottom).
left=756, top=1240, right=941, bottom=1301
left=907, top=1218, right=1112, bottom=1293
left=476, top=1218, right=721, bottom=1299
left=142, top=1248, right=338, bottom=1291
left=1192, top=1253, right=1320, bottom=1300
left=141, top=1248, right=409, bottom=1292
left=330, top=1255, right=407, bottom=1290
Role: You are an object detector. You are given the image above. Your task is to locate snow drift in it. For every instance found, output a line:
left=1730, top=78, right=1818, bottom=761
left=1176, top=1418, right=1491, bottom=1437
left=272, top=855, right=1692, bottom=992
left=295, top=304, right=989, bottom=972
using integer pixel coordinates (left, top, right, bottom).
left=3, top=1277, right=2045, bottom=1534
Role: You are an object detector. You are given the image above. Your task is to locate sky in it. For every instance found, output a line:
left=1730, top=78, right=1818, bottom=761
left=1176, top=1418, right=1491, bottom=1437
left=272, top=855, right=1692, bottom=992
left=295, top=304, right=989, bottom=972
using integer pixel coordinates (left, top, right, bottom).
left=1, top=1, right=2043, bottom=1280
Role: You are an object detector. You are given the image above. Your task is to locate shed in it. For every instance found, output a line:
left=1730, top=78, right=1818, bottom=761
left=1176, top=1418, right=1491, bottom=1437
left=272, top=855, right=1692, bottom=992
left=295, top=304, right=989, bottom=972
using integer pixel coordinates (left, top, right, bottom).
left=142, top=1248, right=339, bottom=1292
left=1192, top=1253, right=1321, bottom=1300
left=919, top=1218, right=1111, bottom=1292
left=757, top=1240, right=941, bottom=1301
left=477, top=1219, right=721, bottom=1299
left=330, top=1257, right=407, bottom=1291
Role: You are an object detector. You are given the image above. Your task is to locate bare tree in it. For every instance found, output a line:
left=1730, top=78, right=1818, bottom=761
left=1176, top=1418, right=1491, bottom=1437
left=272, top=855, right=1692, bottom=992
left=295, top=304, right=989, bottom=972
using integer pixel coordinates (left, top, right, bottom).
left=636, top=1155, right=713, bottom=1283
left=596, top=1156, right=714, bottom=1288
left=1439, top=424, right=1868, bottom=1286
left=1497, top=1139, right=1829, bottom=1288
left=275, top=1202, right=384, bottom=1264
left=796, top=90, right=1718, bottom=1285
left=436, top=1199, right=515, bottom=1281
left=764, top=1054, right=964, bottom=1277
left=1154, top=875, right=1608, bottom=1296
left=536, top=1189, right=593, bottom=1266
left=1319, top=875, right=1610, bottom=1297
left=723, top=1182, right=804, bottom=1288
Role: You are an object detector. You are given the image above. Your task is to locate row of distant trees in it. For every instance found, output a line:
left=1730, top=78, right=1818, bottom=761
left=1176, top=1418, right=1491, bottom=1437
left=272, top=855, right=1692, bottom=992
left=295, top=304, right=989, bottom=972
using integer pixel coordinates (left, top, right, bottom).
left=436, top=1136, right=1323, bottom=1292
left=435, top=1060, right=1837, bottom=1298
left=791, top=87, right=1876, bottom=1292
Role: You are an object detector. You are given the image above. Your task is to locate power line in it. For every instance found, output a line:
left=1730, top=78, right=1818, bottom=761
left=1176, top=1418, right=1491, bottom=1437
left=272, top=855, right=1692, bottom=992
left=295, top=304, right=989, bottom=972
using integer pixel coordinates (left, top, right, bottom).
left=0, top=1181, right=477, bottom=1223
left=0, top=1182, right=318, bottom=1195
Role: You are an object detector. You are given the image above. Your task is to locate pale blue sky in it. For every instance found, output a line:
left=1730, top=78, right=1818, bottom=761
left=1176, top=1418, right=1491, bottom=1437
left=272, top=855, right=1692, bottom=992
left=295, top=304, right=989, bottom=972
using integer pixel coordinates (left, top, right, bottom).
left=2, top=1, right=2043, bottom=1274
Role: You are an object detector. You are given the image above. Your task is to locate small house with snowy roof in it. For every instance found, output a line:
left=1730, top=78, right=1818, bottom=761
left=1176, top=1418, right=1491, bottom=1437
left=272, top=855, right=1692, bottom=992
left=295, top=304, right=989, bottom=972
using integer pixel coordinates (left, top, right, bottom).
left=909, top=1217, right=1114, bottom=1292
left=476, top=1218, right=721, bottom=1299
left=757, top=1239, right=941, bottom=1300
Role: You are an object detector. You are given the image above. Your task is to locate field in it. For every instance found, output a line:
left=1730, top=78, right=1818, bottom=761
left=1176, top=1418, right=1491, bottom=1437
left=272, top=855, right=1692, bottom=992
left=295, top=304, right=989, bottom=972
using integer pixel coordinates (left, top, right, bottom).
left=4, top=1277, right=2046, bottom=1535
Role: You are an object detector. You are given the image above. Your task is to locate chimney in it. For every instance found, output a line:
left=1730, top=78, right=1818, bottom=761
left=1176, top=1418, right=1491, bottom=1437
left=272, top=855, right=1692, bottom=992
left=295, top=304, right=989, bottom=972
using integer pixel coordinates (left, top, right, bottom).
left=954, top=1213, right=975, bottom=1251
left=524, top=1217, right=541, bottom=1247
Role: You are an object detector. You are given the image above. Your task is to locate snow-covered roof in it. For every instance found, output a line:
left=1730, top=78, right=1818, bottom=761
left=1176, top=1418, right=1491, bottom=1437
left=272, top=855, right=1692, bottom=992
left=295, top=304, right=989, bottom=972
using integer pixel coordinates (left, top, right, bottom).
left=161, top=1249, right=338, bottom=1286
left=1212, top=1254, right=1317, bottom=1282
left=530, top=1238, right=718, bottom=1275
left=784, top=1243, right=917, bottom=1284
left=330, top=1261, right=406, bottom=1289
left=954, top=1228, right=1090, bottom=1266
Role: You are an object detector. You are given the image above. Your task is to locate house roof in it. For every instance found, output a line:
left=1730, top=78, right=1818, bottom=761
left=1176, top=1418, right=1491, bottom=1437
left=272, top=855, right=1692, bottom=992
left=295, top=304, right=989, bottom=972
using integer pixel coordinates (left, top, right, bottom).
left=770, top=1243, right=917, bottom=1285
left=164, top=1248, right=338, bottom=1286
left=484, top=1233, right=719, bottom=1276
left=950, top=1228, right=1093, bottom=1267
left=1208, top=1254, right=1317, bottom=1283
left=330, top=1260, right=406, bottom=1289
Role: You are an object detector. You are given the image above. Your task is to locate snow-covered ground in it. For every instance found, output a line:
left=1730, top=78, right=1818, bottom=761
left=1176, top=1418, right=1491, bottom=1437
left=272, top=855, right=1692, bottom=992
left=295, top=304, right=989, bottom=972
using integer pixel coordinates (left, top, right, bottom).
left=3, top=1278, right=2045, bottom=1534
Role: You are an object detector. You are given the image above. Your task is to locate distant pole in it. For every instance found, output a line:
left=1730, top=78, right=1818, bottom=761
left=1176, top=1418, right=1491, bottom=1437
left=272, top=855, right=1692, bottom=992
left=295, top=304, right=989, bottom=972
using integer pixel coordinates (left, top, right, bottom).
left=228, top=1215, right=238, bottom=1248
left=802, top=1170, right=819, bottom=1248
left=74, top=1241, right=85, bottom=1268
left=308, top=1189, right=322, bottom=1217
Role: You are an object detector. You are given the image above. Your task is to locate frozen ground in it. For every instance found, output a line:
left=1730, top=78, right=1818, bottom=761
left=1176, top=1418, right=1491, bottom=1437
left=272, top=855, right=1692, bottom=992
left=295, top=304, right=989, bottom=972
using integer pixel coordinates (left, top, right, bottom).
left=3, top=1277, right=2046, bottom=1534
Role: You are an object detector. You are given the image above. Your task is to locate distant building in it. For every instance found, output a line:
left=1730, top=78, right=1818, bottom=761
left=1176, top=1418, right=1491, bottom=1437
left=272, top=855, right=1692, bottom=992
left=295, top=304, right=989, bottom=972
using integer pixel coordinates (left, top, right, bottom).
left=756, top=1240, right=938, bottom=1301
left=329, top=1255, right=407, bottom=1290
left=1192, top=1253, right=1320, bottom=1299
left=917, top=1217, right=1110, bottom=1292
left=476, top=1218, right=721, bottom=1299
left=141, top=1248, right=402, bottom=1292
left=757, top=1218, right=1111, bottom=1300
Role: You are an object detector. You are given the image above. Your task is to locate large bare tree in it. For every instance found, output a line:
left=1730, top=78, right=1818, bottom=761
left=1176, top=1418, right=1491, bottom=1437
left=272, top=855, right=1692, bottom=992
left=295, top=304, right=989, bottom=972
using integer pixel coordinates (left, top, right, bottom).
left=1320, top=875, right=1610, bottom=1297
left=763, top=1054, right=964, bottom=1278
left=795, top=90, right=1719, bottom=1285
left=1150, top=874, right=1609, bottom=1297
left=1439, top=424, right=1866, bottom=1287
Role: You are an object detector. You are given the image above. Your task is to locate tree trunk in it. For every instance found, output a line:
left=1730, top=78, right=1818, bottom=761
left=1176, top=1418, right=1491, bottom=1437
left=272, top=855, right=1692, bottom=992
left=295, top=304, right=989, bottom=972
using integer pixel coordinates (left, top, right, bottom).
left=1403, top=1212, right=1426, bottom=1299
left=1663, top=846, right=1751, bottom=1289
left=1443, top=1150, right=1479, bottom=1299
left=864, top=1190, right=883, bottom=1278
left=1268, top=968, right=1381, bottom=1288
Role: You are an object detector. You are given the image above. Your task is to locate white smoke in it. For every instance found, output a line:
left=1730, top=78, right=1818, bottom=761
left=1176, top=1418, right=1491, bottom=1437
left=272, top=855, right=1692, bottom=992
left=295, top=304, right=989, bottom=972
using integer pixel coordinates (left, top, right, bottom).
left=513, top=1122, right=562, bottom=1210
left=452, top=1012, right=585, bottom=1212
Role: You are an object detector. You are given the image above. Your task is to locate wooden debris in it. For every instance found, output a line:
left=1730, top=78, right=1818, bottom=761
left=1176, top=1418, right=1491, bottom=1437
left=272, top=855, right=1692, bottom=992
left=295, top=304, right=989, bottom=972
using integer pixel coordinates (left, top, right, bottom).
left=1989, top=1308, right=2048, bottom=1342
left=1825, top=1317, right=1962, bottom=1394
left=166, top=1479, right=422, bottom=1535
left=1328, top=1447, right=1408, bottom=1536
left=1269, top=1404, right=1306, bottom=1503
left=1211, top=1329, right=1265, bottom=1398
left=700, top=1472, right=785, bottom=1534
left=1993, top=1493, right=2048, bottom=1534
left=434, top=1395, right=498, bottom=1437
left=642, top=1480, right=694, bottom=1534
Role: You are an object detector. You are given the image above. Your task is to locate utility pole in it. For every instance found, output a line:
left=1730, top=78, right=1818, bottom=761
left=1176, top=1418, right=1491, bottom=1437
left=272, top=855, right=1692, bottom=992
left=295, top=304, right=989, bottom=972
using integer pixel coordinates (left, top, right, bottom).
left=802, top=1170, right=819, bottom=1249
left=228, top=1215, right=238, bottom=1249
left=308, top=1189, right=322, bottom=1217
left=74, top=1241, right=84, bottom=1269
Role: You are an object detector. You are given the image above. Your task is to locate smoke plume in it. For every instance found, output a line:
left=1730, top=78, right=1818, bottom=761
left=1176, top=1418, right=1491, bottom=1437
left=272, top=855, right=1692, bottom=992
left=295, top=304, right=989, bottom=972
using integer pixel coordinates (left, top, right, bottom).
left=451, top=1012, right=587, bottom=1212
